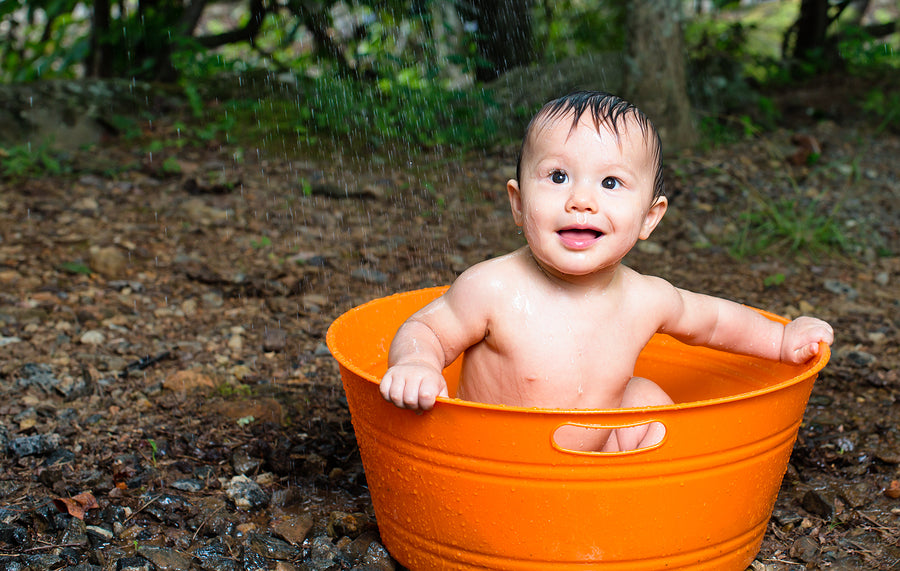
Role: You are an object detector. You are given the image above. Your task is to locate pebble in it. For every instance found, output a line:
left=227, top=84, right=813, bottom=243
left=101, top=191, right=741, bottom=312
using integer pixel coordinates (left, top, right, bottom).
left=8, top=433, right=61, bottom=457
left=351, top=267, right=388, bottom=284
left=248, top=532, right=300, bottom=560
left=823, top=279, right=858, bottom=299
left=80, top=329, right=106, bottom=345
left=801, top=489, right=834, bottom=518
left=137, top=546, right=194, bottom=571
left=271, top=512, right=314, bottom=546
left=232, top=449, right=262, bottom=475
left=0, top=336, right=21, bottom=346
left=90, top=246, right=128, bottom=278
left=16, top=363, right=61, bottom=393
left=171, top=478, right=204, bottom=492
left=844, top=350, right=877, bottom=367
left=114, top=556, right=154, bottom=571
left=225, top=475, right=270, bottom=510
left=790, top=535, right=819, bottom=562
left=263, top=328, right=287, bottom=352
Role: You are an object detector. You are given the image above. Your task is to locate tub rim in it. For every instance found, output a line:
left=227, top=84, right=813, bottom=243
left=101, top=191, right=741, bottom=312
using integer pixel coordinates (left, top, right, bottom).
left=326, top=286, right=830, bottom=415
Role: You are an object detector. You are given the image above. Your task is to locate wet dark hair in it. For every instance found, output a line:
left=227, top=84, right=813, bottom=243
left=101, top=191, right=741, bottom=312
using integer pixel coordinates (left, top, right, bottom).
left=515, top=91, right=665, bottom=201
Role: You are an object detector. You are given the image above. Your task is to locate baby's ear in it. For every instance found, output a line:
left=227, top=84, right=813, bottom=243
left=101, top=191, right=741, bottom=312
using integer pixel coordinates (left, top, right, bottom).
left=507, top=179, right=524, bottom=226
left=639, top=196, right=668, bottom=240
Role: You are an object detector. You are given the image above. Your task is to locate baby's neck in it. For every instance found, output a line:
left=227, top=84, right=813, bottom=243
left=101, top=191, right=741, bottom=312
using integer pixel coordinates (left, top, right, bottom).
left=526, top=248, right=621, bottom=293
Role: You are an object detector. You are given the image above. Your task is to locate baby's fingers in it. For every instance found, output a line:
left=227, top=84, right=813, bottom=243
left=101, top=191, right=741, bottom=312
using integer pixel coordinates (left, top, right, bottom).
left=792, top=341, right=820, bottom=364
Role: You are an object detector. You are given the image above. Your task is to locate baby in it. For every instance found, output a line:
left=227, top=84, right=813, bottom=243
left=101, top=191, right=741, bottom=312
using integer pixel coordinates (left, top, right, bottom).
left=379, top=91, right=834, bottom=452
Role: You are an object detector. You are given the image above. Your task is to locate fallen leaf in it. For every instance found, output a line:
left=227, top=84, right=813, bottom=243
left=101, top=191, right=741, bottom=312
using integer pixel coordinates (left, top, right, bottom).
left=885, top=480, right=900, bottom=499
left=53, top=491, right=100, bottom=520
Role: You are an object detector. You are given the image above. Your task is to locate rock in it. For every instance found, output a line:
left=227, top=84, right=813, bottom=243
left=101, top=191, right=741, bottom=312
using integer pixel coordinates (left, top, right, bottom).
left=60, top=517, right=89, bottom=546
left=248, top=532, right=300, bottom=560
left=232, top=449, right=262, bottom=475
left=115, top=556, right=154, bottom=571
left=90, top=246, right=128, bottom=278
left=80, top=329, right=106, bottom=345
left=314, top=343, right=332, bottom=357
left=163, top=370, right=215, bottom=392
left=789, top=535, right=819, bottom=562
left=137, top=546, right=195, bottom=571
left=225, top=475, right=269, bottom=510
left=263, top=328, right=287, bottom=352
left=801, top=489, right=834, bottom=518
left=351, top=267, right=388, bottom=284
left=823, top=279, right=858, bottom=299
left=8, top=433, right=61, bottom=457
left=0, top=522, right=28, bottom=546
left=844, top=350, right=877, bottom=367
left=327, top=511, right=371, bottom=539
left=171, top=478, right=204, bottom=492
left=360, top=539, right=396, bottom=571
left=271, top=512, right=314, bottom=546
left=0, top=336, right=21, bottom=347
left=16, top=363, right=60, bottom=393
left=636, top=240, right=664, bottom=255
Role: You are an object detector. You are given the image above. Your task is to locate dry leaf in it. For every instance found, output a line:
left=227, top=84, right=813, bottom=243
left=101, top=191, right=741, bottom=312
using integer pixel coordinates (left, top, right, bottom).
left=53, top=491, right=100, bottom=520
left=885, top=480, right=900, bottom=499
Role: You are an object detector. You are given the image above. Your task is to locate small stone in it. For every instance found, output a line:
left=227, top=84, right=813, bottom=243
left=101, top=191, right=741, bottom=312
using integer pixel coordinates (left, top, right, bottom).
left=171, top=479, right=204, bottom=492
left=232, top=449, right=262, bottom=475
left=823, top=279, right=857, bottom=299
left=228, top=334, right=243, bottom=352
left=163, top=370, right=215, bottom=392
left=636, top=240, right=664, bottom=255
left=314, top=343, right=331, bottom=357
left=844, top=350, right=877, bottom=367
left=115, top=556, right=154, bottom=571
left=801, top=489, right=834, bottom=518
left=271, top=512, right=314, bottom=545
left=351, top=267, right=388, bottom=284
left=137, top=546, right=195, bottom=571
left=8, top=433, right=61, bottom=457
left=874, top=271, right=889, bottom=286
left=0, top=336, right=21, bottom=347
left=326, top=511, right=371, bottom=539
left=225, top=475, right=269, bottom=510
left=263, top=328, right=287, bottom=352
left=789, top=535, right=819, bottom=562
left=80, top=329, right=106, bottom=345
left=90, top=246, right=128, bottom=278
left=248, top=532, right=300, bottom=560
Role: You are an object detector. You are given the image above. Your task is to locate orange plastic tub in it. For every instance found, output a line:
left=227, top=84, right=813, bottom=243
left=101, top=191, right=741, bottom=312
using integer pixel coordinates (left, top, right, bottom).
left=326, top=287, right=830, bottom=570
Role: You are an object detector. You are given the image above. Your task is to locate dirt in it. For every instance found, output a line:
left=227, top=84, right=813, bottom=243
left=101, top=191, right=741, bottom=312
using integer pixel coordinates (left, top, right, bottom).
left=0, top=94, right=898, bottom=570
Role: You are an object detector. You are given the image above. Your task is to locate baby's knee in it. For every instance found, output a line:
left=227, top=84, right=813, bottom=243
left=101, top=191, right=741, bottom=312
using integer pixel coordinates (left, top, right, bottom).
left=621, top=377, right=673, bottom=408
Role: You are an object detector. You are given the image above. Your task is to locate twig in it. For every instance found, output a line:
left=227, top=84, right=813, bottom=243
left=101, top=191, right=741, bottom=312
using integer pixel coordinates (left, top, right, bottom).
left=123, top=493, right=162, bottom=523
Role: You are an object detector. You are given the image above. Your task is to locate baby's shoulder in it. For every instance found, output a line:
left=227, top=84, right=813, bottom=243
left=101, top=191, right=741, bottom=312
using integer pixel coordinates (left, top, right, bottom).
left=618, top=267, right=680, bottom=303
left=448, top=250, right=527, bottom=296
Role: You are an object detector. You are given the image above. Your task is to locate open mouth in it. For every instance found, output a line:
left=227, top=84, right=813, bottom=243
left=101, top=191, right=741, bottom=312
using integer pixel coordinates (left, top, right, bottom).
left=558, top=228, right=602, bottom=241
left=557, top=227, right=603, bottom=248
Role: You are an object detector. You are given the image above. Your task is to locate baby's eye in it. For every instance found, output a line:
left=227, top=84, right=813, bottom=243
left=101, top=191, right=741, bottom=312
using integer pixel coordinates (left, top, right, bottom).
left=602, top=176, right=620, bottom=190
left=550, top=170, right=568, bottom=184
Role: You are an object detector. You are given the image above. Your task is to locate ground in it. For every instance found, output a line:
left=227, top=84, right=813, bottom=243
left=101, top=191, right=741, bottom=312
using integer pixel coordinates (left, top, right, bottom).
left=0, top=91, right=898, bottom=570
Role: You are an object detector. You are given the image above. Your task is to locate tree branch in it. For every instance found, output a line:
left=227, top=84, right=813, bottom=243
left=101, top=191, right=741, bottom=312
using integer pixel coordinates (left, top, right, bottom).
left=195, top=0, right=267, bottom=49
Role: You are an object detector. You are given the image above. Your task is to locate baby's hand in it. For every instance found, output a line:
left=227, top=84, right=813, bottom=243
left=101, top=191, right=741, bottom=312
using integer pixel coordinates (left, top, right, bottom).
left=380, top=362, right=449, bottom=411
left=780, top=316, right=834, bottom=364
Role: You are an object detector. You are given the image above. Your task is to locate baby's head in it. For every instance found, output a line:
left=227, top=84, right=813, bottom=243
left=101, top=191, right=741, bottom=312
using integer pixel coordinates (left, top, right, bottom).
left=516, top=91, right=665, bottom=202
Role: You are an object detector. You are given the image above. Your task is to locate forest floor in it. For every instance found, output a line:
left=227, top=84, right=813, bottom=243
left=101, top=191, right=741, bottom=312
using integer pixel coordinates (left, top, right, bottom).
left=0, top=84, right=899, bottom=570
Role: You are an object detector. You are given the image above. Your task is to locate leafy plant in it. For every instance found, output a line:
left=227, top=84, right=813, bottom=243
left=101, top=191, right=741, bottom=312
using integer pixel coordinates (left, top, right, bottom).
left=862, top=89, right=900, bottom=134
left=58, top=261, right=92, bottom=275
left=0, top=142, right=65, bottom=178
left=729, top=196, right=849, bottom=259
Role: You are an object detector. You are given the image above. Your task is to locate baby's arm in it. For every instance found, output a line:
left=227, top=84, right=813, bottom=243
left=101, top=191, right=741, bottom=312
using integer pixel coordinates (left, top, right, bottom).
left=380, top=276, right=489, bottom=410
left=656, top=281, right=833, bottom=364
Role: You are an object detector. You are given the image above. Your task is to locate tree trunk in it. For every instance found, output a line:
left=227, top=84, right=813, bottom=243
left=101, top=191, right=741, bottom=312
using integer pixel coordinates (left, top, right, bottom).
left=466, top=0, right=534, bottom=82
left=89, top=0, right=113, bottom=78
left=791, top=0, right=830, bottom=60
left=624, top=0, right=696, bottom=151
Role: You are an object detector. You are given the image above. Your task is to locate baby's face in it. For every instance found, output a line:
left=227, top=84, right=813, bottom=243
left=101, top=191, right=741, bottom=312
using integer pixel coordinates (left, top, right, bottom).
left=508, top=112, right=666, bottom=281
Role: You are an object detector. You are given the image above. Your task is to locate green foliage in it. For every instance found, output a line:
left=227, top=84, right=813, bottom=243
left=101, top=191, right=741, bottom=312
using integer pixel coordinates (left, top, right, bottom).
left=0, top=142, right=65, bottom=178
left=57, top=261, right=92, bottom=275
left=729, top=195, right=849, bottom=259
left=862, top=89, right=900, bottom=134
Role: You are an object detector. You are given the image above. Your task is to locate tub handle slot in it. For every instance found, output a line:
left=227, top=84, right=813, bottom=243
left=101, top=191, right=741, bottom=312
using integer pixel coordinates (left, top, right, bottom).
left=552, top=420, right=667, bottom=455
